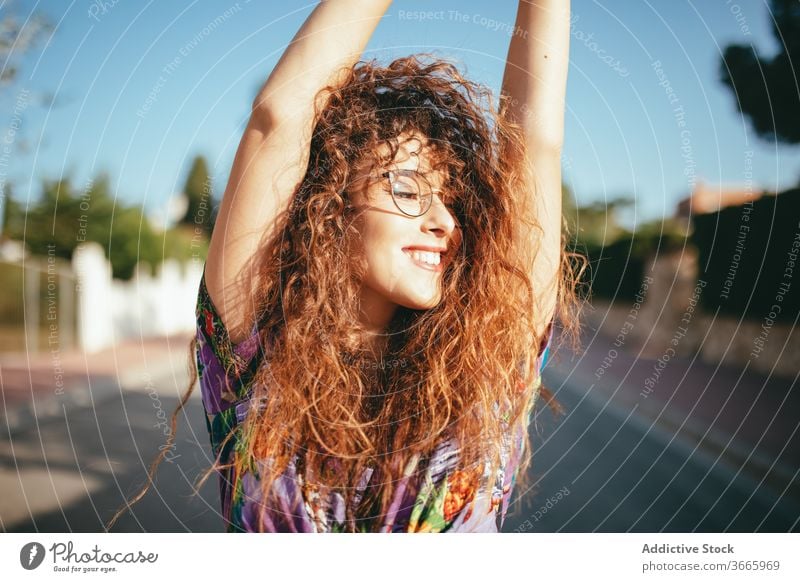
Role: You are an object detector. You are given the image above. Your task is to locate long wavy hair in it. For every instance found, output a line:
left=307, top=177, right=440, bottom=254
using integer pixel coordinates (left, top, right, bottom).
left=108, top=54, right=585, bottom=532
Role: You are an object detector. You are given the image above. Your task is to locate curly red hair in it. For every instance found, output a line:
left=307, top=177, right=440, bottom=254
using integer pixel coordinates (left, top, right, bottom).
left=108, top=54, right=585, bottom=532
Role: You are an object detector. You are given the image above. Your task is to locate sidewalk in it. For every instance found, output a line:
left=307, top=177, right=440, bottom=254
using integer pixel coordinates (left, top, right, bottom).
left=0, top=334, right=196, bottom=434
left=0, top=333, right=220, bottom=532
left=546, top=314, right=800, bottom=503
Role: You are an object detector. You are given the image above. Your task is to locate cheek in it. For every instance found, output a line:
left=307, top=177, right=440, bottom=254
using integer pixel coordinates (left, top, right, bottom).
left=346, top=215, right=394, bottom=281
left=358, top=215, right=401, bottom=260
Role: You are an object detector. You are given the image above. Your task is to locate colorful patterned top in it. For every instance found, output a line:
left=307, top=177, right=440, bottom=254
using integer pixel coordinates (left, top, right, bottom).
left=195, top=271, right=553, bottom=532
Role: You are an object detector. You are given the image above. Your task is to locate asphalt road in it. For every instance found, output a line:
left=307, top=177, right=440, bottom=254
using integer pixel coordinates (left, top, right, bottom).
left=3, top=367, right=798, bottom=532
left=2, top=383, right=223, bottom=532
left=502, top=369, right=800, bottom=532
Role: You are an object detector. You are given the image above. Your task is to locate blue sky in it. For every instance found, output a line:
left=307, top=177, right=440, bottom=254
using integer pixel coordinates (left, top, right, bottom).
left=3, top=0, right=798, bottom=229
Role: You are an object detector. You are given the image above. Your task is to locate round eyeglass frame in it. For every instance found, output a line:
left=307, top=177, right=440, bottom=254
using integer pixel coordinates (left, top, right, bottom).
left=380, top=169, right=436, bottom=217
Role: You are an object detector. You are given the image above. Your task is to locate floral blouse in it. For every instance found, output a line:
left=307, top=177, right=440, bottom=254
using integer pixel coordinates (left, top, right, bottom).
left=195, top=271, right=553, bottom=532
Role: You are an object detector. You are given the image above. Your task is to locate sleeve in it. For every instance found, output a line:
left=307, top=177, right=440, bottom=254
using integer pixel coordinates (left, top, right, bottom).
left=526, top=318, right=554, bottom=412
left=195, top=269, right=261, bottom=418
left=537, top=319, right=554, bottom=375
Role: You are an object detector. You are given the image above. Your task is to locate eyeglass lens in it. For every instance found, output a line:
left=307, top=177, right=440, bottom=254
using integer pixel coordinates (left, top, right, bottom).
left=386, top=170, right=433, bottom=216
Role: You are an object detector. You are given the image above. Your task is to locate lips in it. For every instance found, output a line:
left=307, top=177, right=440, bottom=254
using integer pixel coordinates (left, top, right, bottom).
left=402, top=245, right=447, bottom=254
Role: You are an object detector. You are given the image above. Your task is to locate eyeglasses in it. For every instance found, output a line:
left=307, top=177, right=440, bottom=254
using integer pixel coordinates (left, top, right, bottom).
left=379, top=169, right=438, bottom=217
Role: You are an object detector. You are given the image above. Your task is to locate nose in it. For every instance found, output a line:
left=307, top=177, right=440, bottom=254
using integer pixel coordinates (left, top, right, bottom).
left=420, top=195, right=458, bottom=238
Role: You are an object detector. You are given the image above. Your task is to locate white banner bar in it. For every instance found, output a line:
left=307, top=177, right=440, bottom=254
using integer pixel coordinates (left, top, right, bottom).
left=1, top=533, right=798, bottom=581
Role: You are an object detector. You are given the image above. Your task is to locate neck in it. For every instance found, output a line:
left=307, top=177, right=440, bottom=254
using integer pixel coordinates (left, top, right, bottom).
left=357, top=284, right=397, bottom=358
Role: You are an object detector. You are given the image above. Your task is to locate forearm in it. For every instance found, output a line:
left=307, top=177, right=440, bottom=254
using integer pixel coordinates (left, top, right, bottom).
left=252, top=0, right=393, bottom=125
left=500, top=1, right=569, bottom=333
left=501, top=0, right=570, bottom=150
left=205, top=1, right=392, bottom=339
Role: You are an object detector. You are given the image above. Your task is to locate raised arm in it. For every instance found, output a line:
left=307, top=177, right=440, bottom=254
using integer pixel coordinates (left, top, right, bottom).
left=205, top=0, right=393, bottom=343
left=500, top=0, right=570, bottom=338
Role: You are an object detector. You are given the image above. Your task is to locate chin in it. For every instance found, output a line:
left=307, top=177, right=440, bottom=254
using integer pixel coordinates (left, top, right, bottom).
left=396, top=289, right=442, bottom=311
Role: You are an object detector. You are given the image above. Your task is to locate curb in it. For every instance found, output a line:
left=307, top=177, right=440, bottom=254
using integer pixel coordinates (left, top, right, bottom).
left=544, top=364, right=800, bottom=509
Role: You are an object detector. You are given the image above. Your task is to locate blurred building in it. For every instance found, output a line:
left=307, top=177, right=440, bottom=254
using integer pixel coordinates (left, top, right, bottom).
left=675, top=180, right=765, bottom=218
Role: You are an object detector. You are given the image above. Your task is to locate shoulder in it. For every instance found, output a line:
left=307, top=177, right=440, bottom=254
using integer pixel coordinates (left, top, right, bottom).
left=195, top=270, right=262, bottom=415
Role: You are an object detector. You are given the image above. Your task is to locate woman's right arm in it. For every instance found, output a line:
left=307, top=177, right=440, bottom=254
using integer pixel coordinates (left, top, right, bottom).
left=205, top=0, right=393, bottom=343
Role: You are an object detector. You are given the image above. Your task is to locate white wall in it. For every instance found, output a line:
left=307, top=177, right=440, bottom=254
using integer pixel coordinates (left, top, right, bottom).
left=73, top=242, right=203, bottom=353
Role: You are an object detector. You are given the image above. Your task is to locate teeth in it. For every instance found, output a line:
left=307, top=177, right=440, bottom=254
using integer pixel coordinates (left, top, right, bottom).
left=408, top=250, right=441, bottom=265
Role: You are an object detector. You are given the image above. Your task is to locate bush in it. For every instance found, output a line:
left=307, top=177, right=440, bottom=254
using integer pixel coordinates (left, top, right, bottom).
left=692, top=188, right=799, bottom=322
left=577, top=217, right=689, bottom=301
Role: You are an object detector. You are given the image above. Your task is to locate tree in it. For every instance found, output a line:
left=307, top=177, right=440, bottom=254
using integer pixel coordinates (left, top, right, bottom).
left=13, top=173, right=161, bottom=280
left=720, top=0, right=800, bottom=144
left=179, top=154, right=215, bottom=234
left=1, top=184, right=23, bottom=238
left=0, top=5, right=51, bottom=89
left=0, top=5, right=53, bottom=238
left=568, top=194, right=634, bottom=249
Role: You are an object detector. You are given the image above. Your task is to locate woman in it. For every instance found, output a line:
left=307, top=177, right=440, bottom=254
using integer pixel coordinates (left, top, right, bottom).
left=110, top=0, right=582, bottom=533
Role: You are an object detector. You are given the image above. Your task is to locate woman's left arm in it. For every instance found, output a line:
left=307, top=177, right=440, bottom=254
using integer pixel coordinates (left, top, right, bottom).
left=500, top=0, right=570, bottom=337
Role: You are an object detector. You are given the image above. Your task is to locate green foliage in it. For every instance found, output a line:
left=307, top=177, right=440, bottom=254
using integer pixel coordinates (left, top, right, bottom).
left=566, top=191, right=638, bottom=300
left=162, top=224, right=209, bottom=264
left=630, top=216, right=690, bottom=255
left=0, top=10, right=52, bottom=88
left=576, top=235, right=644, bottom=301
left=3, top=172, right=211, bottom=280
left=1, top=183, right=23, bottom=235
left=566, top=191, right=634, bottom=248
left=108, top=205, right=162, bottom=280
left=692, top=188, right=799, bottom=322
left=573, top=208, right=689, bottom=301
left=720, top=0, right=800, bottom=145
left=180, top=155, right=216, bottom=235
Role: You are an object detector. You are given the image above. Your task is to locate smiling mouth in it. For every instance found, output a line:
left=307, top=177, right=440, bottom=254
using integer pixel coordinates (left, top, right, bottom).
left=403, top=249, right=444, bottom=272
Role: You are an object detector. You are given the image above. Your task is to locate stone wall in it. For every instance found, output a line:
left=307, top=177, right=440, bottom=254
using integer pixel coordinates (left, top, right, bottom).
left=584, top=248, right=797, bottom=378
